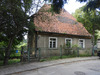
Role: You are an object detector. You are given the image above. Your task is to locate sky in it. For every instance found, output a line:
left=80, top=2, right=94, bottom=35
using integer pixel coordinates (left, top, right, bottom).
left=64, top=0, right=86, bottom=14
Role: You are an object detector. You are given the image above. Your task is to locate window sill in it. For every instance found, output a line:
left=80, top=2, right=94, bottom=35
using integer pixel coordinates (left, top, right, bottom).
left=48, top=48, right=58, bottom=50
left=79, top=48, right=85, bottom=50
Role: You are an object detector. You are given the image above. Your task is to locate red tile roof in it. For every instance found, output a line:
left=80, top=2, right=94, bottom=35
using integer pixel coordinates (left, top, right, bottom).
left=34, top=4, right=91, bottom=37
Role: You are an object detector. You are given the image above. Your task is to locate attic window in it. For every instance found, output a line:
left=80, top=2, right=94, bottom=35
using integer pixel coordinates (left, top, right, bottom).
left=57, top=16, right=78, bottom=25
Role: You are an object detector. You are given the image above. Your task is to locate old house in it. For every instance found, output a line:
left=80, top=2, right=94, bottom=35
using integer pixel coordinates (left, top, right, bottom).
left=28, top=5, right=92, bottom=57
left=97, top=39, right=100, bottom=49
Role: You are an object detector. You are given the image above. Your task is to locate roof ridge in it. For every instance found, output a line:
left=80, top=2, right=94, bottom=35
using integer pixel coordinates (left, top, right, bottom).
left=34, top=4, right=91, bottom=37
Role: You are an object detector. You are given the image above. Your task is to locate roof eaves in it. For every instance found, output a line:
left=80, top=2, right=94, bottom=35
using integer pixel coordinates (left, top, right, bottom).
left=36, top=31, right=92, bottom=38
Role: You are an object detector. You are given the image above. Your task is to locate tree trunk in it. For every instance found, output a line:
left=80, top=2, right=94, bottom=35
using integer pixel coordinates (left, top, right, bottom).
left=92, top=11, right=96, bottom=56
left=3, top=37, right=14, bottom=65
left=92, top=26, right=95, bottom=56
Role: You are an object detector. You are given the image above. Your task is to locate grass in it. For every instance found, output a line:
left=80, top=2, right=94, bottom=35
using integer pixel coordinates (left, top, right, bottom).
left=0, top=59, right=20, bottom=66
left=79, top=54, right=92, bottom=57
left=40, top=54, right=92, bottom=62
left=40, top=55, right=76, bottom=62
left=0, top=54, right=93, bottom=66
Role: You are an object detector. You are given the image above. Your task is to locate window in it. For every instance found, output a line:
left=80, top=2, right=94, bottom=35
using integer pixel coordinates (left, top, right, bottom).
left=49, top=37, right=57, bottom=48
left=79, top=39, right=85, bottom=48
left=65, top=38, right=72, bottom=48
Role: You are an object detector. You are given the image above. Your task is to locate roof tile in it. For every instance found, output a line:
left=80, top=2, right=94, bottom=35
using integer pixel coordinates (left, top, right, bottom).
left=34, top=4, right=91, bottom=37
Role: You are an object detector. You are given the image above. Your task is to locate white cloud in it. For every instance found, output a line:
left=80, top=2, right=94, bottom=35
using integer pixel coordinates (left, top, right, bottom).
left=64, top=0, right=86, bottom=14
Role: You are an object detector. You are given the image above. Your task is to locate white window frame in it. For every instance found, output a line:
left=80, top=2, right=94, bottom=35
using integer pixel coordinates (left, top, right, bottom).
left=65, top=38, right=72, bottom=48
left=49, top=37, right=57, bottom=49
left=78, top=39, right=85, bottom=48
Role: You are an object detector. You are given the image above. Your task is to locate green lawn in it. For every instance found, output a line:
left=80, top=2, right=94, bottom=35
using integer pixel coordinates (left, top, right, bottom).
left=40, top=54, right=92, bottom=62
left=0, top=59, right=20, bottom=66
left=0, top=54, right=92, bottom=66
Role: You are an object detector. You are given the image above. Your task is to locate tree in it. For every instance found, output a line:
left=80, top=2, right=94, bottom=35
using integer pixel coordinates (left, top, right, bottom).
left=77, top=0, right=100, bottom=10
left=0, top=0, right=67, bottom=65
left=1, top=0, right=98, bottom=65
left=73, top=6, right=100, bottom=55
left=0, top=0, right=34, bottom=65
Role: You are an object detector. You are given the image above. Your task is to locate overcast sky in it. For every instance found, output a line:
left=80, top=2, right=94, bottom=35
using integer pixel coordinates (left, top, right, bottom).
left=64, top=0, right=86, bottom=14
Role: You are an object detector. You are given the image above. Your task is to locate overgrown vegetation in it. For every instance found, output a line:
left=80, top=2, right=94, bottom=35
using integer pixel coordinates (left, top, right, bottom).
left=40, top=54, right=92, bottom=62
left=0, top=59, right=20, bottom=66
left=0, top=0, right=67, bottom=65
left=73, top=5, right=100, bottom=55
left=0, top=0, right=100, bottom=65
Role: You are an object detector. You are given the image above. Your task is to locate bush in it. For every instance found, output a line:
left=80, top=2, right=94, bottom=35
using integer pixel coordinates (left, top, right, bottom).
left=0, top=48, right=21, bottom=60
left=0, top=48, right=5, bottom=60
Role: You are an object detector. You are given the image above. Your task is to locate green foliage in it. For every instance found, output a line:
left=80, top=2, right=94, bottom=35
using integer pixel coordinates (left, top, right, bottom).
left=40, top=55, right=76, bottom=62
left=40, top=54, right=91, bottom=62
left=96, top=30, right=100, bottom=39
left=0, top=48, right=5, bottom=60
left=0, top=42, right=6, bottom=48
left=47, top=5, right=55, bottom=15
left=16, top=43, right=27, bottom=49
left=16, top=38, right=27, bottom=49
left=72, top=44, right=79, bottom=48
left=73, top=6, right=100, bottom=44
left=0, top=0, right=35, bottom=65
left=0, top=59, right=20, bottom=66
left=0, top=0, right=68, bottom=65
left=79, top=54, right=91, bottom=57
left=66, top=41, right=71, bottom=48
left=0, top=48, right=21, bottom=60
left=10, top=49, right=21, bottom=59
left=77, top=0, right=100, bottom=10
left=0, top=0, right=34, bottom=46
left=73, top=7, right=100, bottom=33
left=51, top=0, right=67, bottom=14
left=63, top=42, right=71, bottom=49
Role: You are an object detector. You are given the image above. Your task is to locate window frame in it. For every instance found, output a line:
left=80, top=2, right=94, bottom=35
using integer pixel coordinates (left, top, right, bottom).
left=65, top=38, right=72, bottom=48
left=49, top=37, right=57, bottom=49
left=78, top=39, right=85, bottom=48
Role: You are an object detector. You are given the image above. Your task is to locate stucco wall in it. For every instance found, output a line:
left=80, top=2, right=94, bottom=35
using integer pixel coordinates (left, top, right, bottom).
left=37, top=35, right=92, bottom=48
left=97, top=39, right=100, bottom=48
left=36, top=34, right=92, bottom=57
left=85, top=39, right=92, bottom=49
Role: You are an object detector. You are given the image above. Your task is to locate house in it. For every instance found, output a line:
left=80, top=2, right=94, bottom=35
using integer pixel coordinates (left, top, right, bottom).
left=28, top=5, right=92, bottom=57
left=97, top=39, right=100, bottom=49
